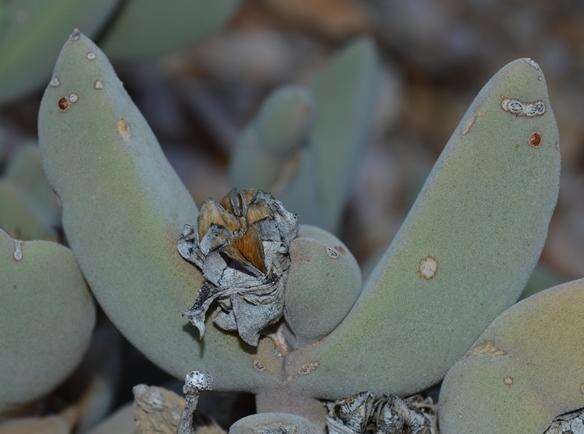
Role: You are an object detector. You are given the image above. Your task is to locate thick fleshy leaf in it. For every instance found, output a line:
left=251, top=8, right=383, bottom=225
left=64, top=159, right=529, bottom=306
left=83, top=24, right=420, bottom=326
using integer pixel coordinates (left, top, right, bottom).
left=0, top=230, right=95, bottom=412
left=439, top=279, right=584, bottom=434
left=308, top=38, right=378, bottom=231
left=38, top=33, right=275, bottom=392
left=286, top=58, right=560, bottom=399
left=0, top=0, right=118, bottom=104
left=102, top=0, right=240, bottom=61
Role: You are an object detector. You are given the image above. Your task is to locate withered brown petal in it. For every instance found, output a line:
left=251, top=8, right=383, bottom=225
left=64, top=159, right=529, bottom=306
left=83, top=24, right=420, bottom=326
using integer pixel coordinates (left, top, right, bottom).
left=246, top=201, right=272, bottom=225
left=221, top=212, right=241, bottom=233
left=233, top=226, right=266, bottom=273
left=221, top=244, right=251, bottom=268
left=239, top=189, right=258, bottom=204
left=197, top=200, right=226, bottom=238
left=220, top=189, right=238, bottom=214
left=197, top=200, right=240, bottom=238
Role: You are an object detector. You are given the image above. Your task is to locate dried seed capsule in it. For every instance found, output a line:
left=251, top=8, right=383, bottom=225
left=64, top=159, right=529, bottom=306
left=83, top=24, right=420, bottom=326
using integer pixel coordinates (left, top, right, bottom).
left=178, top=189, right=298, bottom=346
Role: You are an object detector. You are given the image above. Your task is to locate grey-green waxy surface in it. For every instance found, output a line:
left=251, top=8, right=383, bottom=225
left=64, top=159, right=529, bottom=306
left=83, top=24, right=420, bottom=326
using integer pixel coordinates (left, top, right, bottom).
left=439, top=278, right=584, bottom=434
left=0, top=144, right=60, bottom=241
left=38, top=33, right=274, bottom=392
left=254, top=85, right=315, bottom=156
left=5, top=144, right=60, bottom=227
left=285, top=58, right=560, bottom=399
left=229, top=85, right=314, bottom=191
left=231, top=40, right=377, bottom=232
left=230, top=413, right=319, bottom=434
left=277, top=150, right=322, bottom=228
left=0, top=230, right=95, bottom=412
left=520, top=263, right=565, bottom=300
left=230, top=127, right=283, bottom=192
left=0, top=182, right=57, bottom=241
left=307, top=37, right=377, bottom=232
left=229, top=85, right=322, bottom=227
left=0, top=0, right=118, bottom=105
left=102, top=0, right=240, bottom=61
left=284, top=225, right=361, bottom=343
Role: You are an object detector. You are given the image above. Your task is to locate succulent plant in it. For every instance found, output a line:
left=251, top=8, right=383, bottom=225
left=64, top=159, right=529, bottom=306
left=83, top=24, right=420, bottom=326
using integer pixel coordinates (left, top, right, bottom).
left=439, top=278, right=584, bottom=434
left=7, top=26, right=575, bottom=433
left=0, top=0, right=241, bottom=105
left=230, top=412, right=319, bottom=433
left=101, top=0, right=241, bottom=61
left=0, top=143, right=60, bottom=241
left=229, top=38, right=378, bottom=233
left=0, top=229, right=95, bottom=414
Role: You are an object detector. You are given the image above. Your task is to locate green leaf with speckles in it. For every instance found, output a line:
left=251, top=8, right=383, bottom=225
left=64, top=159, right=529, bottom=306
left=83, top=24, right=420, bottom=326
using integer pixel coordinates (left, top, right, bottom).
left=230, top=39, right=378, bottom=232
left=0, top=0, right=118, bottom=105
left=439, top=278, right=584, bottom=434
left=0, top=230, right=95, bottom=413
left=285, top=58, right=560, bottom=400
left=38, top=33, right=276, bottom=392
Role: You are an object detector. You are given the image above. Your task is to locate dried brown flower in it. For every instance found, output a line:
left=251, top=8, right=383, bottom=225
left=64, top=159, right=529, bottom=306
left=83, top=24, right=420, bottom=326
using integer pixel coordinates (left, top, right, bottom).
left=178, top=189, right=298, bottom=346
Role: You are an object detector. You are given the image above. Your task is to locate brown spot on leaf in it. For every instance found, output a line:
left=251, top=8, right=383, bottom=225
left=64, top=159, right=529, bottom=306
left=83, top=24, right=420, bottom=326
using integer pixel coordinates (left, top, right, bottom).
left=529, top=132, right=541, bottom=148
left=468, top=340, right=506, bottom=357
left=58, top=97, right=70, bottom=111
left=298, top=361, right=319, bottom=376
left=117, top=118, right=131, bottom=141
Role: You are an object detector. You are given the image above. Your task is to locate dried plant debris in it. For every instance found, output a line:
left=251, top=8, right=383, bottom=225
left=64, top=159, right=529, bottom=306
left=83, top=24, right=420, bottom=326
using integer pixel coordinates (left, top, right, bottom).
left=133, top=384, right=186, bottom=434
left=179, top=371, right=213, bottom=434
left=178, top=189, right=298, bottom=346
left=325, top=392, right=436, bottom=434
left=133, top=381, right=223, bottom=434
left=545, top=408, right=584, bottom=434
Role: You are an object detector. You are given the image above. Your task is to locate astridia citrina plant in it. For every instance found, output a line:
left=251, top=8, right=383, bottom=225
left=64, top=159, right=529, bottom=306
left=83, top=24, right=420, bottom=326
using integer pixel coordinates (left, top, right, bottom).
left=1, top=24, right=583, bottom=434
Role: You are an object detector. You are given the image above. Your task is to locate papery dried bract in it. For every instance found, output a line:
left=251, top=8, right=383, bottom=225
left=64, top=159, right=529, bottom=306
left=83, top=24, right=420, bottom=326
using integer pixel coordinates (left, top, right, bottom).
left=326, top=392, right=435, bottom=434
left=178, top=189, right=298, bottom=346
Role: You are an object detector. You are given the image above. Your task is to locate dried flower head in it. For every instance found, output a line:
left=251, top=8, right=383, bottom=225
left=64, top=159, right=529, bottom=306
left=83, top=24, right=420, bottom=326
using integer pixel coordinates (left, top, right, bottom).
left=177, top=189, right=298, bottom=346
left=326, top=392, right=435, bottom=434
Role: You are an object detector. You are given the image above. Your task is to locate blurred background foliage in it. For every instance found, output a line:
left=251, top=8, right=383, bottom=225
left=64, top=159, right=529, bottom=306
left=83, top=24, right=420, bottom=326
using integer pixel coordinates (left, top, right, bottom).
left=0, top=0, right=582, bottom=430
